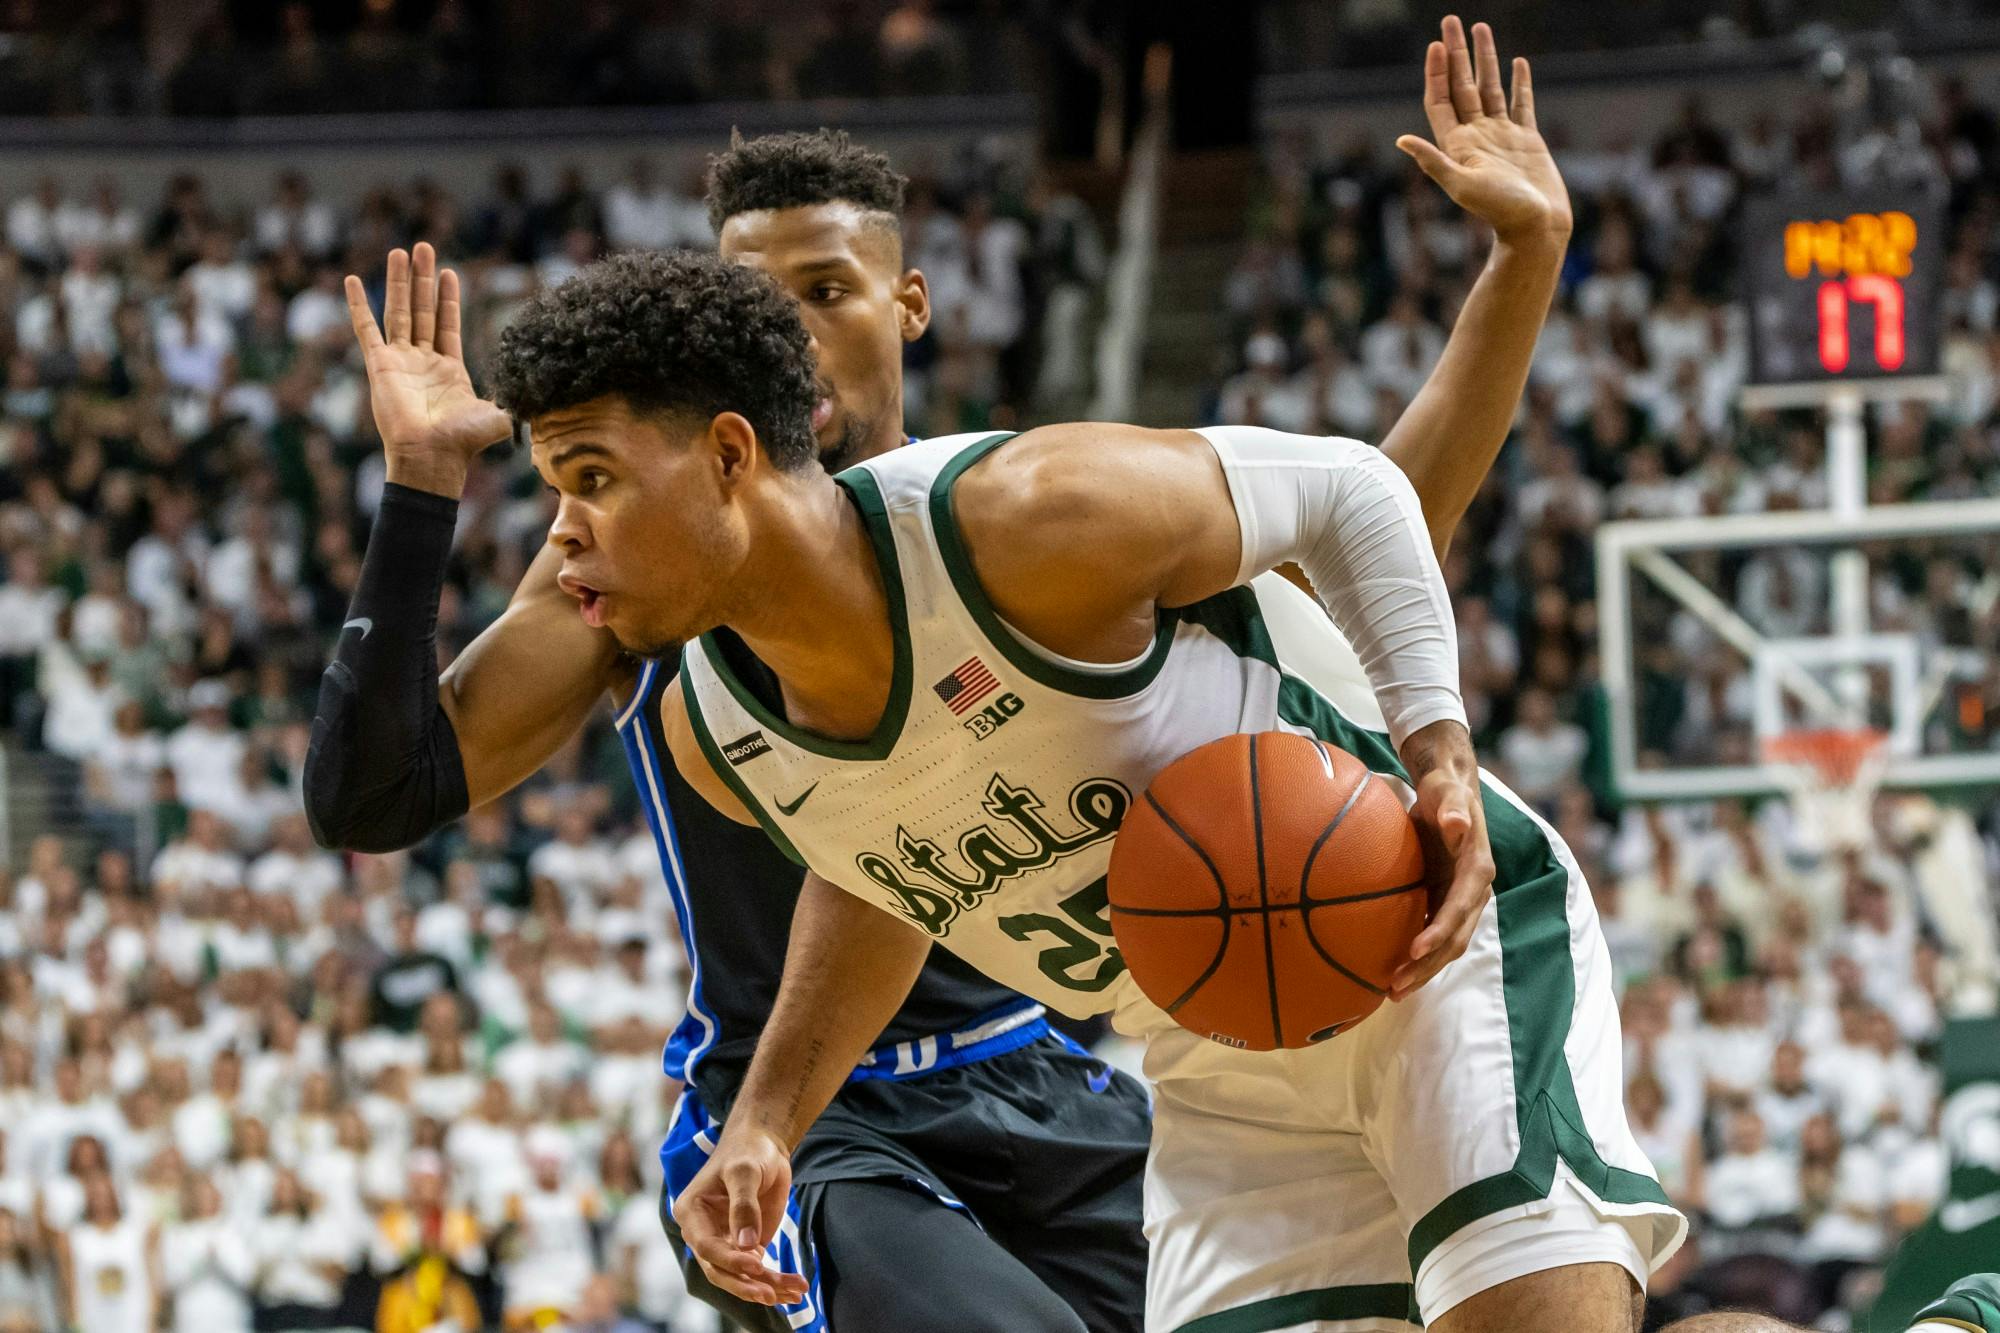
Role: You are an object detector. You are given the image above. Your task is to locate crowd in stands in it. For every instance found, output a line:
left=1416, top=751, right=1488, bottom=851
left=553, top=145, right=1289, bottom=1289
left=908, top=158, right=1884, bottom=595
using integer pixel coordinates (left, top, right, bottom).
left=0, top=17, right=1998, bottom=1333
left=0, top=145, right=1095, bottom=1331
left=1204, top=69, right=2000, bottom=1329
left=0, top=0, right=1048, bottom=118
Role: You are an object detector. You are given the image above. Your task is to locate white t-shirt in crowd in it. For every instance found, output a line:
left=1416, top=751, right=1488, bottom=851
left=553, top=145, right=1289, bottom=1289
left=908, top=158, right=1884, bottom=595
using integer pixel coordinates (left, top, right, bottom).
left=165, top=722, right=248, bottom=816
left=1704, top=1147, right=1801, bottom=1230
left=158, top=1215, right=254, bottom=1333
left=494, top=1038, right=589, bottom=1112
left=252, top=1210, right=355, bottom=1309
left=1496, top=721, right=1589, bottom=804
left=501, top=1183, right=596, bottom=1314
left=247, top=847, right=344, bottom=921
left=1800, top=1145, right=1886, bottom=1263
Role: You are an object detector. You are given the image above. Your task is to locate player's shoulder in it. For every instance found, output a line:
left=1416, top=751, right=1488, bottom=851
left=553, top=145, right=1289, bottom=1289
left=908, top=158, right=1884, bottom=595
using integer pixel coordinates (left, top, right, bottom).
left=950, top=422, right=1223, bottom=550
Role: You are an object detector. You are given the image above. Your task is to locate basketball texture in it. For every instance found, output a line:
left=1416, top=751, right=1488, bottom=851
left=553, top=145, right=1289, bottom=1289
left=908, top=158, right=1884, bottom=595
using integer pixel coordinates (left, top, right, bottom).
left=1106, top=731, right=1429, bottom=1051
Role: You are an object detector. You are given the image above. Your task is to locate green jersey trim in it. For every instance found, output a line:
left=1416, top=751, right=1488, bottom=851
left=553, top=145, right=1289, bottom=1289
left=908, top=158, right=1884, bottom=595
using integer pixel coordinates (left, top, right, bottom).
left=1172, top=1281, right=1418, bottom=1332
left=694, top=467, right=914, bottom=763
left=928, top=432, right=1178, bottom=700
left=1272, top=675, right=1672, bottom=1276
left=678, top=663, right=806, bottom=867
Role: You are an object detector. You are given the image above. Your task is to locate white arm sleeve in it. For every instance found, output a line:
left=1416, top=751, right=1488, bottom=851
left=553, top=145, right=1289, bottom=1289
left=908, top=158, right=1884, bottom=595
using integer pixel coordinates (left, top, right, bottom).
left=1195, top=424, right=1465, bottom=750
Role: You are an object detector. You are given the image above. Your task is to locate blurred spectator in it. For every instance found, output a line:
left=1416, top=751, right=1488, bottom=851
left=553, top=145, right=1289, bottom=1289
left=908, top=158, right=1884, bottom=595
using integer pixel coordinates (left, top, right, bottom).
left=250, top=1168, right=356, bottom=1329
left=570, top=1270, right=664, bottom=1333
left=602, top=158, right=711, bottom=254
left=59, top=1173, right=155, bottom=1333
left=0, top=1207, right=54, bottom=1331
left=1496, top=688, right=1588, bottom=807
left=371, top=911, right=460, bottom=1034
left=1703, top=1108, right=1799, bottom=1236
left=498, top=1126, right=597, bottom=1324
left=158, top=1173, right=254, bottom=1333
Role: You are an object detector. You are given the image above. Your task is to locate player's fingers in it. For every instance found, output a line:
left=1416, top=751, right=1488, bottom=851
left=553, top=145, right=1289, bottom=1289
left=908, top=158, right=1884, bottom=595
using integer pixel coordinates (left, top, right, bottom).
left=1441, top=15, right=1482, bottom=121
left=679, top=1203, right=778, bottom=1300
left=343, top=275, right=386, bottom=352
left=723, top=1162, right=765, bottom=1250
left=411, top=242, right=437, bottom=350
left=1471, top=21, right=1507, bottom=117
left=1390, top=877, right=1480, bottom=997
left=1420, top=41, right=1456, bottom=143
left=384, top=247, right=412, bottom=344
left=437, top=266, right=464, bottom=361
left=1396, top=135, right=1462, bottom=191
left=1510, top=55, right=1537, bottom=128
left=1401, top=839, right=1491, bottom=966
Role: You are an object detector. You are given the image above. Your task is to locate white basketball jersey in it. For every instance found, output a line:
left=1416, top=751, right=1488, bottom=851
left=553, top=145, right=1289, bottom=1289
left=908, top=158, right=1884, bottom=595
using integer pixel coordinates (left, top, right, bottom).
left=679, top=431, right=1405, bottom=1020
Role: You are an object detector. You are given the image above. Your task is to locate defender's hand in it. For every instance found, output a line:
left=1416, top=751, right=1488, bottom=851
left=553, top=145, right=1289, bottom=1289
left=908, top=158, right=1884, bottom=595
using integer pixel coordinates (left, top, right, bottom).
left=672, top=1124, right=807, bottom=1307
left=1393, top=719, right=1495, bottom=999
left=346, top=242, right=512, bottom=498
left=1396, top=17, right=1573, bottom=248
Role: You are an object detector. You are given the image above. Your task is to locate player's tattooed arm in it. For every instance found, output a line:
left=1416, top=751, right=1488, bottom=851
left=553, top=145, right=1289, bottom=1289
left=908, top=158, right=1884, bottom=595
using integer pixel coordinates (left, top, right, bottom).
left=1378, top=18, right=1570, bottom=561
left=673, top=873, right=929, bottom=1306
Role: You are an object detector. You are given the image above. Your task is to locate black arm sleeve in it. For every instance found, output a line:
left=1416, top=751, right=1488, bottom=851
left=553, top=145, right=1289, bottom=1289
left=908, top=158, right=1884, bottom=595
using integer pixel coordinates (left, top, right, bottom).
left=303, top=482, right=471, bottom=852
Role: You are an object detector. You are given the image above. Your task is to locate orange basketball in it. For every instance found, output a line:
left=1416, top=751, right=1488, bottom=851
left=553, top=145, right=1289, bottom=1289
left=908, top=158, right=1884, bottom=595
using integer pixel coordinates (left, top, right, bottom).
left=1107, top=731, right=1430, bottom=1051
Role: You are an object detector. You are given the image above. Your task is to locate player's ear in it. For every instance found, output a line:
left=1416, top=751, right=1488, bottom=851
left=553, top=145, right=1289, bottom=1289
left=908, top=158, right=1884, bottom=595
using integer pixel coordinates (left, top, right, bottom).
left=895, top=268, right=930, bottom=342
left=707, top=411, right=759, bottom=487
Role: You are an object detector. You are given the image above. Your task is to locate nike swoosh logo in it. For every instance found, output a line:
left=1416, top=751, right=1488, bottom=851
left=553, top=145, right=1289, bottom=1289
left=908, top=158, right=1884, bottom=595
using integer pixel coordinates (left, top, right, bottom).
left=343, top=617, right=374, bottom=640
left=1086, top=1066, right=1113, bottom=1094
left=1940, top=1191, right=2000, bottom=1233
left=775, top=782, right=819, bottom=817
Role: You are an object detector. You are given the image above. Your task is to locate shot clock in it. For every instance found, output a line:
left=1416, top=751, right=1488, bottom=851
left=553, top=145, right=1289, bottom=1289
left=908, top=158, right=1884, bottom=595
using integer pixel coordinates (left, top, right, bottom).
left=1743, top=191, right=1946, bottom=384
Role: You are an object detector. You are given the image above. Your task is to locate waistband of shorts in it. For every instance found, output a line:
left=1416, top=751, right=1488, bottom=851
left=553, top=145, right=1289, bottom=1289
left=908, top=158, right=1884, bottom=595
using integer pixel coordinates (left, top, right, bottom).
left=848, top=997, right=1051, bottom=1082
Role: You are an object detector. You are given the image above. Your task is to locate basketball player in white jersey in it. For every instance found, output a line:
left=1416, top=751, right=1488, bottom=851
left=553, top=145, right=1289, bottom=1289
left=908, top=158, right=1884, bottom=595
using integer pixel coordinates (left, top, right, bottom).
left=365, top=15, right=1994, bottom=1330
left=475, top=29, right=1688, bottom=1333
left=58, top=1175, right=155, bottom=1333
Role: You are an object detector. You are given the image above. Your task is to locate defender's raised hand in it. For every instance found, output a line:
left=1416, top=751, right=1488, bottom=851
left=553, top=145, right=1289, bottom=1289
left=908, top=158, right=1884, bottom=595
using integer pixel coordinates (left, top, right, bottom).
left=1396, top=17, right=1572, bottom=247
left=346, top=242, right=512, bottom=498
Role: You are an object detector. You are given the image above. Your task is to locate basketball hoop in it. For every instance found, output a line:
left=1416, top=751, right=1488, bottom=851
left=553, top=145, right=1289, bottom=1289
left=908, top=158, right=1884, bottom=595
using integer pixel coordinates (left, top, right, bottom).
left=1761, top=726, right=1890, bottom=855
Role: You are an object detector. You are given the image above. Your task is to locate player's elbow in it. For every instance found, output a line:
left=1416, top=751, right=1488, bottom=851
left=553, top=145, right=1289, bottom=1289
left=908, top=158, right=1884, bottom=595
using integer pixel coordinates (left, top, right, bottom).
left=303, top=669, right=470, bottom=852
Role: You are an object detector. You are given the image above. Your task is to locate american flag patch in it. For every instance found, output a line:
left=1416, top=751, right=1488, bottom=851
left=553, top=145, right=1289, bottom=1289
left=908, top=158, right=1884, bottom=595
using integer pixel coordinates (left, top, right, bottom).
left=933, top=656, right=1001, bottom=714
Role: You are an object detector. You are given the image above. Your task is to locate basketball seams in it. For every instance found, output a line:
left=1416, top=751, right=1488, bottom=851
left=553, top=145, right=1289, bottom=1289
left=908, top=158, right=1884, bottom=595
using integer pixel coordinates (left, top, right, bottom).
left=1298, top=918, right=1392, bottom=998
left=1249, top=735, right=1282, bottom=1049
left=1304, top=879, right=1428, bottom=908
left=1297, top=744, right=1373, bottom=903
left=1110, top=731, right=1426, bottom=1050
left=1110, top=880, right=1425, bottom=918
left=1128, top=790, right=1235, bottom=1015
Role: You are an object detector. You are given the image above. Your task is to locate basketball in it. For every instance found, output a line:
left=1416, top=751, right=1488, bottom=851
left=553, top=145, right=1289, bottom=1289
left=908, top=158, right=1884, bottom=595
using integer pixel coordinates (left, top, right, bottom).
left=1107, top=732, right=1430, bottom=1052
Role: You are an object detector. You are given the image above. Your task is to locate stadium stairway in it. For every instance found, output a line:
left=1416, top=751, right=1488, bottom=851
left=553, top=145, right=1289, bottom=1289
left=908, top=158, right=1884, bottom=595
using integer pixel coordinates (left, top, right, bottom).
left=1134, top=147, right=1256, bottom=427
left=2, top=747, right=88, bottom=870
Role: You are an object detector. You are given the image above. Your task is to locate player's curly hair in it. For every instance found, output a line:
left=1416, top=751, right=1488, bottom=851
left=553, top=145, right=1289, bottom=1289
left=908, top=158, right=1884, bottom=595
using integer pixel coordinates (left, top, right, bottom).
left=490, top=249, right=818, bottom=471
left=704, top=128, right=908, bottom=235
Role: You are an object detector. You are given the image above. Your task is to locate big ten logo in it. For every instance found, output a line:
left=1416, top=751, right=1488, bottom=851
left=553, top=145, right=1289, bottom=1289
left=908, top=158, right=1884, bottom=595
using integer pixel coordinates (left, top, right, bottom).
left=962, top=692, right=1025, bottom=741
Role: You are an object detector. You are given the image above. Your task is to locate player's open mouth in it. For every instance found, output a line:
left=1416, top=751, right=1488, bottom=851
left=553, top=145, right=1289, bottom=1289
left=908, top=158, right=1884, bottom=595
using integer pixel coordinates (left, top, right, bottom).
left=558, top=573, right=610, bottom=628
left=812, top=395, right=835, bottom=432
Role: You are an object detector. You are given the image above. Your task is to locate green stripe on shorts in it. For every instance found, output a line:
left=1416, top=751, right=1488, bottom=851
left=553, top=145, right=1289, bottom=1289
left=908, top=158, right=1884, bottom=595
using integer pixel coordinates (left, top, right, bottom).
left=1174, top=1281, right=1420, bottom=1332
left=1272, top=674, right=1670, bottom=1278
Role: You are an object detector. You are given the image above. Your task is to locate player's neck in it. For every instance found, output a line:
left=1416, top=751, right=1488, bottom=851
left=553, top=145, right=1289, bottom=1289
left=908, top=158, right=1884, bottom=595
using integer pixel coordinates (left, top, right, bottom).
left=724, top=477, right=898, bottom=743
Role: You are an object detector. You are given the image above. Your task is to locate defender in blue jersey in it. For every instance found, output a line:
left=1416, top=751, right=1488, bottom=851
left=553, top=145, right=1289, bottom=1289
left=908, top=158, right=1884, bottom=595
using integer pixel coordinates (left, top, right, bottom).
left=308, top=98, right=1581, bottom=1329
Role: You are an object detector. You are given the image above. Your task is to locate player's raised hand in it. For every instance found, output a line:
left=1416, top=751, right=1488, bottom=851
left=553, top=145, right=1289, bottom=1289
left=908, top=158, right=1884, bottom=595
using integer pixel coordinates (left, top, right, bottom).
left=1393, top=719, right=1495, bottom=1000
left=672, top=1124, right=808, bottom=1308
left=346, top=242, right=512, bottom=498
left=1395, top=17, right=1572, bottom=248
